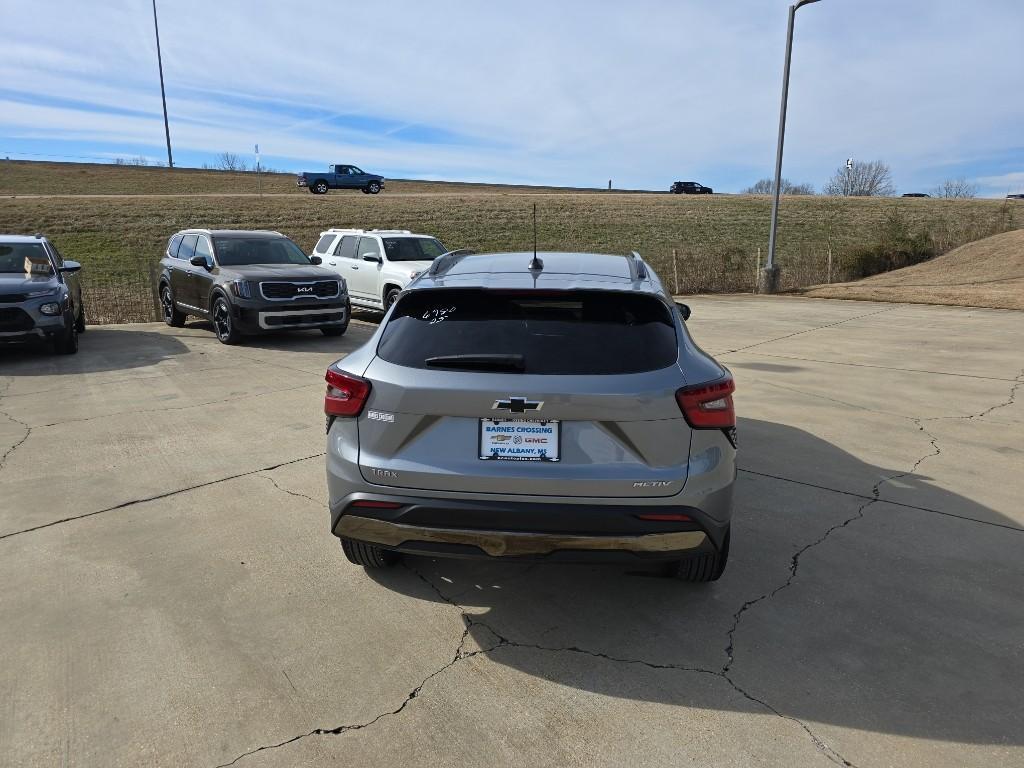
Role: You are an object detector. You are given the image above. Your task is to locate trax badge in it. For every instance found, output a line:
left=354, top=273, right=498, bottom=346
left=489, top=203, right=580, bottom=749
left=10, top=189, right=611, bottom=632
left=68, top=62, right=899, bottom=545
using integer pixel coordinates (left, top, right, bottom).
left=367, top=410, right=395, bottom=423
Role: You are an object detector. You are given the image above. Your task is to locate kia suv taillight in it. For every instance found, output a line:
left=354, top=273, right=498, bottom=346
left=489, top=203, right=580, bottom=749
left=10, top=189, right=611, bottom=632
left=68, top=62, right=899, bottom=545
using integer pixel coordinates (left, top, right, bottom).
left=676, top=376, right=735, bottom=429
left=325, top=368, right=371, bottom=417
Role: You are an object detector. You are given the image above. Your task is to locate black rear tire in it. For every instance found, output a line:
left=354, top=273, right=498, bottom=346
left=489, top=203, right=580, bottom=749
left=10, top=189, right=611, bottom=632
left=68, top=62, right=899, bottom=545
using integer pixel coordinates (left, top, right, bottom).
left=75, top=306, right=87, bottom=332
left=161, top=284, right=186, bottom=327
left=669, top=527, right=729, bottom=582
left=312, top=180, right=329, bottom=195
left=341, top=538, right=398, bottom=568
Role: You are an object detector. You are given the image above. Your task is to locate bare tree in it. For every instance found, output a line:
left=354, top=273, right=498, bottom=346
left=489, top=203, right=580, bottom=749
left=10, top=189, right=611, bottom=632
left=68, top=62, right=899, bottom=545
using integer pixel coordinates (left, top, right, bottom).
left=743, top=177, right=815, bottom=195
left=824, top=160, right=895, bottom=197
left=931, top=177, right=978, bottom=199
left=216, top=152, right=247, bottom=172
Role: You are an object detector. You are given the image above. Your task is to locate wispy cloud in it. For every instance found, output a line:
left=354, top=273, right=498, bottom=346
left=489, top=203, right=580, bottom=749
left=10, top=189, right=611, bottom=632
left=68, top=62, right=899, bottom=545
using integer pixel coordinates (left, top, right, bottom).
left=1, top=0, right=1022, bottom=193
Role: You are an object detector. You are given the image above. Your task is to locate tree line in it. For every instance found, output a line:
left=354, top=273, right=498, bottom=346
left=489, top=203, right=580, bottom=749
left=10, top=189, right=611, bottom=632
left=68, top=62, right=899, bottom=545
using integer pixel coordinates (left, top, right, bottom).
left=742, top=160, right=979, bottom=198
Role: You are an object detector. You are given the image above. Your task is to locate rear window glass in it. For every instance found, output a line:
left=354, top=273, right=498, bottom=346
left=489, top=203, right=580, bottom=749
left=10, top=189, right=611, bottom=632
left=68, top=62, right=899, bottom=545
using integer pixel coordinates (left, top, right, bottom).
left=377, top=289, right=677, bottom=375
left=314, top=234, right=335, bottom=253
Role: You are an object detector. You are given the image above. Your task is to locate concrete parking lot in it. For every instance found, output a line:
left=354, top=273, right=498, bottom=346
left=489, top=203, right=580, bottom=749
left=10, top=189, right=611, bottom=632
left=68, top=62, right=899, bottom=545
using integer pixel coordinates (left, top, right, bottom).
left=1, top=296, right=1021, bottom=767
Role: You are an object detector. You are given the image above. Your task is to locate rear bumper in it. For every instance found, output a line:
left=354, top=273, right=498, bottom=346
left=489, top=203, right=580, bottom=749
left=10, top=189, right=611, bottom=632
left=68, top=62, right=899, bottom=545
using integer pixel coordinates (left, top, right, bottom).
left=330, top=493, right=730, bottom=562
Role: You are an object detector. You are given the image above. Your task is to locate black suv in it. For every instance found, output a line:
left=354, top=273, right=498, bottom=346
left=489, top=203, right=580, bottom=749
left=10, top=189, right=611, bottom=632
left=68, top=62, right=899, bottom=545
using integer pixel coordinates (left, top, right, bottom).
left=670, top=181, right=713, bottom=194
left=0, top=234, right=84, bottom=355
left=158, top=229, right=351, bottom=344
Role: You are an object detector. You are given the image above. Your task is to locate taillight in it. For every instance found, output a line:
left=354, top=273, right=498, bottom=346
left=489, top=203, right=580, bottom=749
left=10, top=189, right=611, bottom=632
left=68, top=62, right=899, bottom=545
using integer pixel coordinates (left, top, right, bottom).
left=325, top=368, right=371, bottom=417
left=676, top=376, right=735, bottom=429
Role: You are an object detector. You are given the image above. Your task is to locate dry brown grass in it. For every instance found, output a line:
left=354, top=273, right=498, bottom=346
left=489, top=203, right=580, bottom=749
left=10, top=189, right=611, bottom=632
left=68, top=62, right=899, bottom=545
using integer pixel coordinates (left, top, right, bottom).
left=0, top=160, right=1021, bottom=321
left=805, top=228, right=1024, bottom=310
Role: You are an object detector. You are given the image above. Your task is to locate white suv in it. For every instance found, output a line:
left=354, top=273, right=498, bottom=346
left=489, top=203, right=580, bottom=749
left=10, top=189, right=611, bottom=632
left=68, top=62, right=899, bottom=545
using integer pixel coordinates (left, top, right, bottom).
left=311, top=229, right=447, bottom=310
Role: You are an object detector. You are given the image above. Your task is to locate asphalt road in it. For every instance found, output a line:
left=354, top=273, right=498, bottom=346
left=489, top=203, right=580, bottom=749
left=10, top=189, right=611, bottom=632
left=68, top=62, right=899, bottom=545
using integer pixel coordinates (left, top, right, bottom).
left=1, top=296, right=1021, bottom=767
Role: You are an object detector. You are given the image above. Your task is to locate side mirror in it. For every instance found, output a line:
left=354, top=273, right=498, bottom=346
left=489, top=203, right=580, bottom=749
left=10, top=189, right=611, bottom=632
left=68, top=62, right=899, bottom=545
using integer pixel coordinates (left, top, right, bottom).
left=362, top=253, right=382, bottom=263
left=309, top=255, right=323, bottom=265
left=190, top=255, right=212, bottom=270
left=675, top=301, right=691, bottom=321
left=60, top=260, right=81, bottom=273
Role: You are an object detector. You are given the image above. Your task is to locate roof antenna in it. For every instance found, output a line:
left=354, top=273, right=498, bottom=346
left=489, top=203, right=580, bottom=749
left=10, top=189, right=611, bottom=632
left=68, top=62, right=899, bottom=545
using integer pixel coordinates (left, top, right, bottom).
left=529, top=203, right=543, bottom=271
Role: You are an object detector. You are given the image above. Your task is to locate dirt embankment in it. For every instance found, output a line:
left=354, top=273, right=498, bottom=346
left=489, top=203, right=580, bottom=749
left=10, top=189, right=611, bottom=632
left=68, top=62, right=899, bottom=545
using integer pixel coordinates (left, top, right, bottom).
left=804, top=228, right=1024, bottom=310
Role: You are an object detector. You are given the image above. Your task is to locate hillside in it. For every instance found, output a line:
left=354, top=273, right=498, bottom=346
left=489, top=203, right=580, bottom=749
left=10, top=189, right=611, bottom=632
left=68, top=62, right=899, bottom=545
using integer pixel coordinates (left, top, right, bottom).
left=0, top=160, right=1021, bottom=321
left=0, top=160, right=609, bottom=196
left=804, top=229, right=1024, bottom=310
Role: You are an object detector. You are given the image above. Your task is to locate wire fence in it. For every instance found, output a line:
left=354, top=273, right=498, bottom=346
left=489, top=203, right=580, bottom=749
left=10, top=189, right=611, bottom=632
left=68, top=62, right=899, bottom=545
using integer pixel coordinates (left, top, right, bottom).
left=83, top=264, right=162, bottom=324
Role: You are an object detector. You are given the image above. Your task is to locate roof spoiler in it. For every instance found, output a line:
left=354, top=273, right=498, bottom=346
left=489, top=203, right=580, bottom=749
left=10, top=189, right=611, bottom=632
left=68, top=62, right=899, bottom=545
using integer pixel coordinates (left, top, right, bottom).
left=429, top=249, right=476, bottom=276
left=626, top=251, right=648, bottom=281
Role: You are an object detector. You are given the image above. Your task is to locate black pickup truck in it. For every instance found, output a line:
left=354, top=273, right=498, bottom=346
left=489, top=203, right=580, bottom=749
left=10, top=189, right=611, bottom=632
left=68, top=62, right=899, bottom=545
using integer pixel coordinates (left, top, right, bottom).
left=297, top=165, right=385, bottom=195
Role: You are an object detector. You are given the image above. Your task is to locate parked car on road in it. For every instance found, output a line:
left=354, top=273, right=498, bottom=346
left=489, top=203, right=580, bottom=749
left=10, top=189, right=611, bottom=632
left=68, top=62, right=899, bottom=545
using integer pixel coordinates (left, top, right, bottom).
left=297, top=165, right=385, bottom=195
left=323, top=250, right=736, bottom=582
left=1007, top=194, right=1024, bottom=200
left=0, top=234, right=84, bottom=354
left=670, top=181, right=713, bottom=194
left=902, top=193, right=931, bottom=198
left=311, top=228, right=449, bottom=311
left=158, top=229, right=350, bottom=344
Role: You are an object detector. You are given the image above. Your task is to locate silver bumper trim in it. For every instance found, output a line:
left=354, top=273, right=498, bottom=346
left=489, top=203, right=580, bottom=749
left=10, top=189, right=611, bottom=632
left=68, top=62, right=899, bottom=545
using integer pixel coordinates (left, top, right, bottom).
left=257, top=306, right=347, bottom=330
left=336, top=515, right=707, bottom=557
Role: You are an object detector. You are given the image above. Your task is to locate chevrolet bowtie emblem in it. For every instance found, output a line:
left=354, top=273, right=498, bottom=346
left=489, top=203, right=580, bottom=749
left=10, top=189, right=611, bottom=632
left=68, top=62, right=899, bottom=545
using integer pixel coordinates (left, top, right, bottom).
left=492, top=397, right=543, bottom=414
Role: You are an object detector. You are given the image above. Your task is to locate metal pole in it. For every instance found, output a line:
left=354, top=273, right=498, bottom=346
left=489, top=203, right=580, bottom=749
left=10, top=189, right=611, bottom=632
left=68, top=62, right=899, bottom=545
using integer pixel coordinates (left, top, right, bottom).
left=152, top=0, right=173, bottom=169
left=762, top=0, right=820, bottom=294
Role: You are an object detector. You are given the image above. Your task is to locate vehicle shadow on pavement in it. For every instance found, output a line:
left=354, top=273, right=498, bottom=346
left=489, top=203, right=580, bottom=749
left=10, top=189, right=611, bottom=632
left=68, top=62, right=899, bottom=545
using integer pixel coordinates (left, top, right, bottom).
left=367, top=418, right=1023, bottom=749
left=0, top=328, right=189, bottom=375
left=184, top=320, right=376, bottom=352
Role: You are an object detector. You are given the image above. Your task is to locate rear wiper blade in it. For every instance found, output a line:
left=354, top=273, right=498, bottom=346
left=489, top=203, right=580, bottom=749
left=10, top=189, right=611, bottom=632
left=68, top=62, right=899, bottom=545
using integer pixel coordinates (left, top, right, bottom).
left=424, top=354, right=525, bottom=372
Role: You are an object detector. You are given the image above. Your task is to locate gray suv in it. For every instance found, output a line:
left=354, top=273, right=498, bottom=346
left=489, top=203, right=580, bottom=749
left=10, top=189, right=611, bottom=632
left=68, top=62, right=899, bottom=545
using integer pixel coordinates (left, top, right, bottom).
left=159, top=229, right=350, bottom=344
left=324, top=251, right=736, bottom=582
left=0, top=234, right=85, bottom=354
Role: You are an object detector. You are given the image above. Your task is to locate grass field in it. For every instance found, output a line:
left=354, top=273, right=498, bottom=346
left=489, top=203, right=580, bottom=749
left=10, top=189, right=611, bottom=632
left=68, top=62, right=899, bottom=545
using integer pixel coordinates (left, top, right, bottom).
left=1, top=160, right=1020, bottom=321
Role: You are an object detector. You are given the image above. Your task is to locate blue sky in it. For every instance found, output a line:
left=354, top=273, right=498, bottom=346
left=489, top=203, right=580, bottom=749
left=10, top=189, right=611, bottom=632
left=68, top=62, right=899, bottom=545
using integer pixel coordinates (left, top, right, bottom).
left=2, top=0, right=1022, bottom=196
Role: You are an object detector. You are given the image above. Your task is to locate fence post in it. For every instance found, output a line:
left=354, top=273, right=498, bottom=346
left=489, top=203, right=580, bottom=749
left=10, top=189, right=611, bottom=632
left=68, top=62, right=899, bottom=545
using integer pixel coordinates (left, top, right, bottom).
left=755, top=247, right=761, bottom=293
left=672, top=249, right=680, bottom=296
left=149, top=263, right=162, bottom=322
left=827, top=245, right=833, bottom=284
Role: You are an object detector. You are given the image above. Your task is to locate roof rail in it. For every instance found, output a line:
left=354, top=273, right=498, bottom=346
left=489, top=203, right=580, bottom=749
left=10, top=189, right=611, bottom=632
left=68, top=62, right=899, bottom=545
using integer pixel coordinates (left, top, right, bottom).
left=368, top=229, right=412, bottom=234
left=428, top=248, right=476, bottom=276
left=325, top=228, right=365, bottom=234
left=626, top=251, right=648, bottom=281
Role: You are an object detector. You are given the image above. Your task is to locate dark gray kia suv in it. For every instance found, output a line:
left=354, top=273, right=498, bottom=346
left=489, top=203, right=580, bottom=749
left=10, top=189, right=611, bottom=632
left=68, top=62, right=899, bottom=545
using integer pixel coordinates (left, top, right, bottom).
left=324, top=251, right=737, bottom=582
left=159, top=229, right=350, bottom=344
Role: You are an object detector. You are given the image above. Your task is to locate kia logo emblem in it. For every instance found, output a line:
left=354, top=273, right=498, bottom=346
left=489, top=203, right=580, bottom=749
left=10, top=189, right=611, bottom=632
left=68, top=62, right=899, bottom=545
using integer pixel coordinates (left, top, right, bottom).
left=297, top=286, right=314, bottom=293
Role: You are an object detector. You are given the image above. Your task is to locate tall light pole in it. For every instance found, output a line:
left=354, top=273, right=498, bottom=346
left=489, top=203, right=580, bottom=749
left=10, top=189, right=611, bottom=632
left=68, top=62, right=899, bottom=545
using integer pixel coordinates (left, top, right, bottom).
left=761, top=0, right=821, bottom=294
left=152, top=0, right=174, bottom=169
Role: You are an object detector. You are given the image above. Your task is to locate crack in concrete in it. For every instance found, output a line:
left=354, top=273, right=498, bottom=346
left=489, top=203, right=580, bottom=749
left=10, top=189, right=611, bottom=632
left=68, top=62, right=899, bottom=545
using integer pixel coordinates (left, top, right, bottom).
left=0, top=453, right=325, bottom=542
left=924, top=367, right=1024, bottom=422
left=36, top=382, right=319, bottom=428
left=406, top=565, right=857, bottom=768
left=738, top=467, right=1023, bottom=532
left=0, top=377, right=32, bottom=473
left=213, top=620, right=485, bottom=768
left=212, top=560, right=859, bottom=767
left=258, top=472, right=322, bottom=507
left=717, top=306, right=896, bottom=356
left=725, top=418, right=943, bottom=674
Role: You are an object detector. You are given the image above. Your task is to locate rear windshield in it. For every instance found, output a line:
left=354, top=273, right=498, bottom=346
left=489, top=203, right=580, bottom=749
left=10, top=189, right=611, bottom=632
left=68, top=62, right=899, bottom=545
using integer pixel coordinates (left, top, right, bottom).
left=213, top=236, right=311, bottom=266
left=0, top=242, right=53, bottom=275
left=377, top=289, right=677, bottom=375
left=383, top=237, right=446, bottom=262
